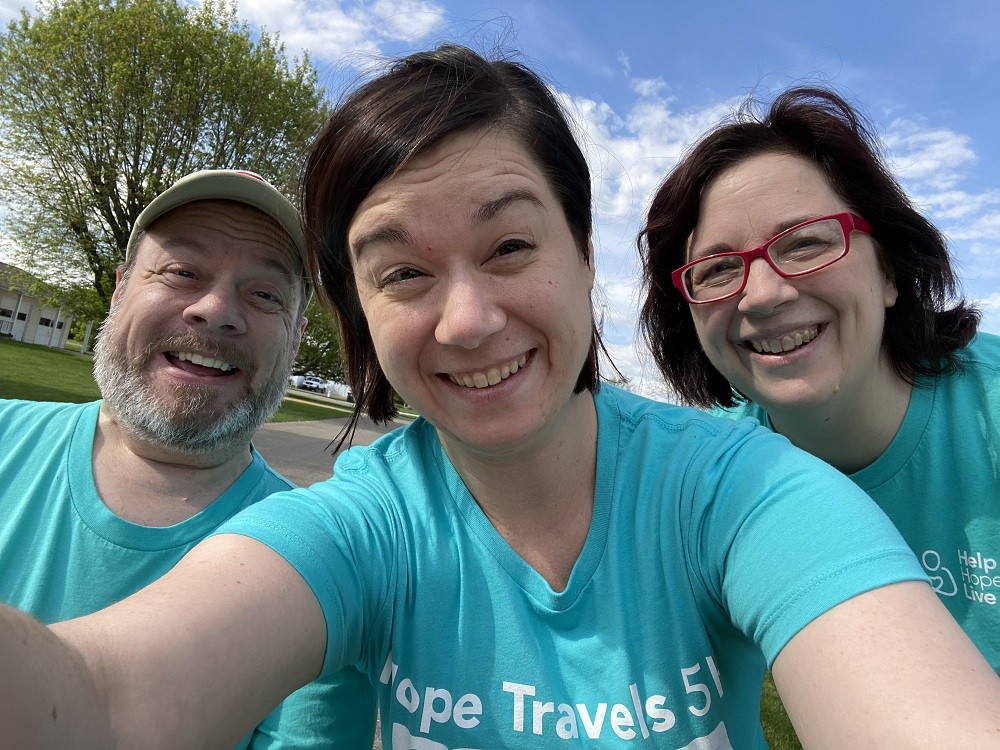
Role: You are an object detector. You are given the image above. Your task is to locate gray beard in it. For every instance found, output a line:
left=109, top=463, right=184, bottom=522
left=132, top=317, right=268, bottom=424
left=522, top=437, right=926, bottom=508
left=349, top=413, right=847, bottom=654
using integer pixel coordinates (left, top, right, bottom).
left=92, top=311, right=292, bottom=456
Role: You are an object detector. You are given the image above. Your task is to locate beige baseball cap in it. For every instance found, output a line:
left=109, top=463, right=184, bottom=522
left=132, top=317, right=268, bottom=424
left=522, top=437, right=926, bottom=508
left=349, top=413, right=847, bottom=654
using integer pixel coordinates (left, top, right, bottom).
left=126, top=169, right=311, bottom=299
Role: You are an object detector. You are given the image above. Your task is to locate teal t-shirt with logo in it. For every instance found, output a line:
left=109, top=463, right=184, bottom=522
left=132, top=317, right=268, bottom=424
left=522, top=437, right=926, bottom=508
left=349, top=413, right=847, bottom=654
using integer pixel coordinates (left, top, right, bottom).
left=221, top=385, right=925, bottom=748
left=715, top=332, right=1000, bottom=673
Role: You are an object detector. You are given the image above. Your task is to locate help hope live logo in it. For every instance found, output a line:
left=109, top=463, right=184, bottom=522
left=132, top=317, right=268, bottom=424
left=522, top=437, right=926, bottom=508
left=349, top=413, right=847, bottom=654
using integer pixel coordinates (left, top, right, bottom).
left=922, top=548, right=999, bottom=605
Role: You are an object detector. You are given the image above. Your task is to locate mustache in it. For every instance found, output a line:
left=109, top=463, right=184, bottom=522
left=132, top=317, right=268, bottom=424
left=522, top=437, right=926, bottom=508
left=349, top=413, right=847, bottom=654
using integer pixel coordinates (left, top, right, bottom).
left=143, top=332, right=254, bottom=373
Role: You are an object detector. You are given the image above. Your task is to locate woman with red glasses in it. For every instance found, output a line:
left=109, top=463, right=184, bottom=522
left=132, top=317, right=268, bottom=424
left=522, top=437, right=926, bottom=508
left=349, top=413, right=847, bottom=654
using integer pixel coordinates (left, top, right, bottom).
left=639, top=86, right=998, bottom=674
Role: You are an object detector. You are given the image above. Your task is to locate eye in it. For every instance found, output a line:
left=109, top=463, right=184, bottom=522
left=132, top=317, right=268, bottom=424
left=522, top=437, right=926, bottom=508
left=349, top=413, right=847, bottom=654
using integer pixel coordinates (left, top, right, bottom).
left=377, top=266, right=424, bottom=288
left=493, top=238, right=534, bottom=258
left=786, top=235, right=831, bottom=255
left=253, top=289, right=282, bottom=304
left=691, top=256, right=743, bottom=288
left=161, top=265, right=200, bottom=285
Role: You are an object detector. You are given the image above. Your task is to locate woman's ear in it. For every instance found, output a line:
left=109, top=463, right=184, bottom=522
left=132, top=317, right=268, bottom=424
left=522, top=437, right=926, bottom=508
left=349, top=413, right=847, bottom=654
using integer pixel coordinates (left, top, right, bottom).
left=585, top=239, right=596, bottom=290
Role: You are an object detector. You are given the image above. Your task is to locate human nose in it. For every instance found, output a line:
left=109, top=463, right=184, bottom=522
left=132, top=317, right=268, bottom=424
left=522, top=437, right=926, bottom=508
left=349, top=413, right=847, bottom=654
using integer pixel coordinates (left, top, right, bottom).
left=182, top=284, right=247, bottom=334
left=434, top=277, right=506, bottom=349
left=736, top=257, right=798, bottom=315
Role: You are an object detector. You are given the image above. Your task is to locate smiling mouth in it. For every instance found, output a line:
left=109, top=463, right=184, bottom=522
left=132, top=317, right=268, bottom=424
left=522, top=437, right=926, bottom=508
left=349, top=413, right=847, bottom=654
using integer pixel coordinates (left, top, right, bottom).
left=447, top=353, right=529, bottom=389
left=747, top=326, right=820, bottom=354
left=168, top=351, right=237, bottom=374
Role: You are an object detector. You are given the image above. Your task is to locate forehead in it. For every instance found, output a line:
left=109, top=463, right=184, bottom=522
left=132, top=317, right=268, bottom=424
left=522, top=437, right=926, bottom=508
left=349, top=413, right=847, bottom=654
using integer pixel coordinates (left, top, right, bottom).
left=136, top=199, right=301, bottom=274
left=688, top=152, right=847, bottom=258
left=701, top=152, right=843, bottom=221
left=348, top=130, right=554, bottom=250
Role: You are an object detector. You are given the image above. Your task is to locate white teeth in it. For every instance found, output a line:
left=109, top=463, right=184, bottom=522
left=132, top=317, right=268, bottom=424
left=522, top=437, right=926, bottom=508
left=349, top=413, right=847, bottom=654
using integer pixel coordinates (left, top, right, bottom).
left=750, top=327, right=818, bottom=355
left=173, top=351, right=234, bottom=372
left=449, top=354, right=528, bottom=389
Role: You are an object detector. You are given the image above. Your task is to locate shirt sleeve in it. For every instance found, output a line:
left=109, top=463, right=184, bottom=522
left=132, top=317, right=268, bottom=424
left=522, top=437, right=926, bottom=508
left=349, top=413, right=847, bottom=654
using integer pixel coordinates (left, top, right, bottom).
left=679, top=418, right=929, bottom=666
left=214, top=451, right=400, bottom=680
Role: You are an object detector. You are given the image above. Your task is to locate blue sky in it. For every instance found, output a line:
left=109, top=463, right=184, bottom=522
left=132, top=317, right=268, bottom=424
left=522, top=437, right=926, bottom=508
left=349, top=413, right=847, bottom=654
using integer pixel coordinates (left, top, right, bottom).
left=3, top=0, right=998, bottom=396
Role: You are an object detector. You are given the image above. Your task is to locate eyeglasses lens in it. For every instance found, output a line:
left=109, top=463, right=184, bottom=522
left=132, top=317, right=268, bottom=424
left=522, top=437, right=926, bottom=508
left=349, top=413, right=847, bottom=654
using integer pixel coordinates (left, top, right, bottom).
left=684, top=217, right=848, bottom=302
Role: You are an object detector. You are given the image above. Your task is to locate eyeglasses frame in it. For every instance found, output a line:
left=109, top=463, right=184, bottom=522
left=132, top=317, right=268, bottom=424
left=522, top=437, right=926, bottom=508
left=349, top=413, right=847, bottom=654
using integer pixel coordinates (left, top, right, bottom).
left=671, top=211, right=873, bottom=304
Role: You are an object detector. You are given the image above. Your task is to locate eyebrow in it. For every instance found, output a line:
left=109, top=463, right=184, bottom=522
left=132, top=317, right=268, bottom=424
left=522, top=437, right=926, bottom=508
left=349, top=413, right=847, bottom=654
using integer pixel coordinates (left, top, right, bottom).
left=350, top=225, right=414, bottom=261
left=474, top=189, right=545, bottom=225
left=156, top=237, right=301, bottom=282
left=351, top=189, right=545, bottom=260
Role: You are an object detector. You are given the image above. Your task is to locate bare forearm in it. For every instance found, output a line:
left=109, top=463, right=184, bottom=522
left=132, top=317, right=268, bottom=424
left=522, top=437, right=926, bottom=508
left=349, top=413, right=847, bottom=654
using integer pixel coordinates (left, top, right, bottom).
left=775, top=582, right=1000, bottom=749
left=0, top=605, right=113, bottom=748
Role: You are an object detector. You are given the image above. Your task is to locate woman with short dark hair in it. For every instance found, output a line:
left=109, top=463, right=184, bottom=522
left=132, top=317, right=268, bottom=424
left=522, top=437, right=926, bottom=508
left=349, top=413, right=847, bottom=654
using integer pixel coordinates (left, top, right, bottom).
left=640, top=86, right=998, bottom=672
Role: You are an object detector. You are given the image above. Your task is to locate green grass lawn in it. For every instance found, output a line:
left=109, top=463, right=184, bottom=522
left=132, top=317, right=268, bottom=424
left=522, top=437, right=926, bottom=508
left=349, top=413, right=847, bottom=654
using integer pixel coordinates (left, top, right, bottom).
left=0, top=337, right=354, bottom=422
left=0, top=337, right=102, bottom=402
left=761, top=672, right=802, bottom=749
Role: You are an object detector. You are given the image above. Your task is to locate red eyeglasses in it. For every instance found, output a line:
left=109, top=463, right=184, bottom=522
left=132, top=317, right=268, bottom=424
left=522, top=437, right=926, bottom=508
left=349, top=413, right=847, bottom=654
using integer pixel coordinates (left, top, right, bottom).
left=672, top=212, right=872, bottom=304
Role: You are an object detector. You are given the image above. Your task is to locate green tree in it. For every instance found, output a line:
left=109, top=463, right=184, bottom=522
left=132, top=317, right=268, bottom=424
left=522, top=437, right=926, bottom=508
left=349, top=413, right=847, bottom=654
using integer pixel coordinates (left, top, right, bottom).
left=294, top=296, right=345, bottom=382
left=0, top=0, right=326, bottom=307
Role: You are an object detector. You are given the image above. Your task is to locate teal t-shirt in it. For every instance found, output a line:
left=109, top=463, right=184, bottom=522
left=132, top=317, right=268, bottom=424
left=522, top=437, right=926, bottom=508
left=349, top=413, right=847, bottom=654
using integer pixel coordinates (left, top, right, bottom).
left=0, top=399, right=375, bottom=749
left=220, top=385, right=925, bottom=748
left=715, top=332, right=1000, bottom=673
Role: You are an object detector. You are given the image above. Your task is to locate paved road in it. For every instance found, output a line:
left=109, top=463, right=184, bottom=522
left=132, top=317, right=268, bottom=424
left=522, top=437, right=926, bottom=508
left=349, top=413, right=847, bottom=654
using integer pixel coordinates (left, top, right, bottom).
left=254, top=413, right=405, bottom=487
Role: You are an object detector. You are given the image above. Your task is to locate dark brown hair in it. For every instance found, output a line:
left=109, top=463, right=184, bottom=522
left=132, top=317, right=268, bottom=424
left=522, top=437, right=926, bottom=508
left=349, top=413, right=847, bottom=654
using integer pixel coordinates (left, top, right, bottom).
left=638, top=86, right=979, bottom=407
left=303, top=44, right=604, bottom=447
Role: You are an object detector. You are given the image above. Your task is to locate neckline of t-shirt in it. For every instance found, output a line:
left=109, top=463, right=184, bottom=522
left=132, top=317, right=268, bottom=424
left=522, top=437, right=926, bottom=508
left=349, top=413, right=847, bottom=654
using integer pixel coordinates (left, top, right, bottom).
left=436, top=390, right=617, bottom=612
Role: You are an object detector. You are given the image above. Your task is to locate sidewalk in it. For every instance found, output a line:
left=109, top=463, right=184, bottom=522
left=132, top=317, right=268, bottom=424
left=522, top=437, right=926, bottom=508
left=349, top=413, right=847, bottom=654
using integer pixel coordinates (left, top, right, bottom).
left=254, top=413, right=404, bottom=487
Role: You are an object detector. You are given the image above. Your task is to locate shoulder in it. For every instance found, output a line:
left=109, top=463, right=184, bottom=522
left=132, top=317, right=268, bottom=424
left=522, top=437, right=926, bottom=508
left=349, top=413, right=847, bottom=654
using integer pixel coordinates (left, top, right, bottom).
left=249, top=448, right=296, bottom=495
left=236, top=418, right=440, bottom=530
left=0, top=397, right=90, bottom=418
left=332, top=417, right=441, bottom=489
left=708, top=398, right=767, bottom=424
left=595, top=384, right=800, bottom=481
left=0, top=398, right=95, bottom=438
left=958, top=332, right=1000, bottom=372
left=926, top=333, right=1000, bottom=401
left=598, top=384, right=769, bottom=444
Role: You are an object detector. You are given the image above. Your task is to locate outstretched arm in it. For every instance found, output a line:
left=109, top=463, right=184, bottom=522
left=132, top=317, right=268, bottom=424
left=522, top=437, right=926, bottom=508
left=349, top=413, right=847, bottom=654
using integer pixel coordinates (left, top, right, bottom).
left=1, top=534, right=327, bottom=748
left=773, top=580, right=1000, bottom=749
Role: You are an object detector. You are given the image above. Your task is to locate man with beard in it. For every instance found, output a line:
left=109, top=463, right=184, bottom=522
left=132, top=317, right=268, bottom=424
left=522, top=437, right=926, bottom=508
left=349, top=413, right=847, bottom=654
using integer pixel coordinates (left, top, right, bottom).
left=0, top=170, right=375, bottom=748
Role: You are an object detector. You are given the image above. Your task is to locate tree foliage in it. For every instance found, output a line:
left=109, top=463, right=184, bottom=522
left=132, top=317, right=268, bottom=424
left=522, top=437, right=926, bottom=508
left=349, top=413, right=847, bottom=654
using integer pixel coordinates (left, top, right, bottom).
left=0, top=0, right=326, bottom=307
left=294, top=296, right=345, bottom=382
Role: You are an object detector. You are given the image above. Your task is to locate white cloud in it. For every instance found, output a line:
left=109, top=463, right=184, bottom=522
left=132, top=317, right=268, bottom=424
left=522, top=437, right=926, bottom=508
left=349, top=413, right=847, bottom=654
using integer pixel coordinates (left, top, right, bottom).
left=555, top=80, right=736, bottom=392
left=236, top=0, right=444, bottom=62
left=0, top=0, right=31, bottom=24
left=884, top=119, right=976, bottom=192
left=881, top=121, right=1000, bottom=289
left=979, top=293, right=1000, bottom=309
left=628, top=76, right=667, bottom=100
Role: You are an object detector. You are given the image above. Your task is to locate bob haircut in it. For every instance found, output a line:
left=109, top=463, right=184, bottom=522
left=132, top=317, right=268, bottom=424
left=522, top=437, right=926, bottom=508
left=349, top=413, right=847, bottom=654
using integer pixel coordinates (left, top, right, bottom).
left=638, top=86, right=979, bottom=408
left=302, top=44, right=603, bottom=445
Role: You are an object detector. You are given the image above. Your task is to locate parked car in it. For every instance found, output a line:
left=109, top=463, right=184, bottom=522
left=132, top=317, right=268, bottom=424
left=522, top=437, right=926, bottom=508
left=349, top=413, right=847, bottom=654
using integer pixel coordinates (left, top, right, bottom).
left=301, top=376, right=326, bottom=392
left=288, top=374, right=305, bottom=389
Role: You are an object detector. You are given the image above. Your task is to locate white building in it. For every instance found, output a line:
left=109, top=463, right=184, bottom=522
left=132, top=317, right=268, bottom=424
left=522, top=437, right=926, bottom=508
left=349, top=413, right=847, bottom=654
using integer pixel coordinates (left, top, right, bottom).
left=0, top=262, right=75, bottom=348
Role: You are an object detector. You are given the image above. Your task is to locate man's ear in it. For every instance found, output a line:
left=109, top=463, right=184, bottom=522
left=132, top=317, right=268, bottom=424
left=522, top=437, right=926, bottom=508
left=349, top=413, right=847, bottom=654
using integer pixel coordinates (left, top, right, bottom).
left=288, top=316, right=307, bottom=358
left=109, top=266, right=127, bottom=307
